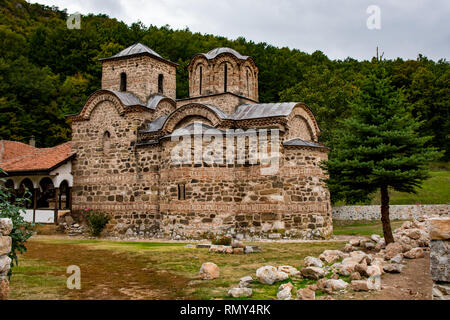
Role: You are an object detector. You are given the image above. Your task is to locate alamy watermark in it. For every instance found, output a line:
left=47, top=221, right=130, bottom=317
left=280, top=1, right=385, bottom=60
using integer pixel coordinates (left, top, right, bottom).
left=366, top=5, right=381, bottom=30
left=67, top=265, right=81, bottom=289
left=170, top=123, right=280, bottom=175
left=67, top=12, right=81, bottom=30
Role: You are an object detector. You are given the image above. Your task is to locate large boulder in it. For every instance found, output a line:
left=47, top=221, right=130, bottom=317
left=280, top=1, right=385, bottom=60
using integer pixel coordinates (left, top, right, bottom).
left=239, top=276, right=253, bottom=288
left=319, top=250, right=345, bottom=265
left=384, top=242, right=403, bottom=260
left=277, top=283, right=293, bottom=300
left=0, top=219, right=12, bottom=236
left=403, top=247, right=425, bottom=259
left=0, top=255, right=11, bottom=275
left=256, top=266, right=287, bottom=285
left=304, top=256, right=323, bottom=268
left=383, top=263, right=404, bottom=273
left=300, top=266, right=326, bottom=280
left=277, top=265, right=300, bottom=276
left=228, top=287, right=252, bottom=298
left=0, top=236, right=12, bottom=256
left=296, top=288, right=315, bottom=300
left=199, top=262, right=220, bottom=280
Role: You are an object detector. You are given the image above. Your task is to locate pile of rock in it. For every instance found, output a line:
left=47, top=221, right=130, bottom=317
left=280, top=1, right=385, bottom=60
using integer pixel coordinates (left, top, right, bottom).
left=0, top=218, right=13, bottom=300
left=225, top=217, right=433, bottom=300
left=429, top=217, right=450, bottom=300
left=208, top=240, right=262, bottom=254
left=57, top=214, right=88, bottom=236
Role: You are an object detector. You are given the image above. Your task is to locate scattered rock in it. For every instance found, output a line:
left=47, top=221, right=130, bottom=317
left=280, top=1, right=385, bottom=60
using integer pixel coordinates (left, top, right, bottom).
left=0, top=255, right=11, bottom=275
left=228, top=287, right=252, bottom=298
left=406, top=229, right=421, bottom=240
left=304, top=256, right=323, bottom=268
left=239, top=276, right=253, bottom=288
left=351, top=278, right=380, bottom=291
left=231, top=240, right=245, bottom=248
left=390, top=253, right=403, bottom=264
left=319, top=250, right=344, bottom=264
left=325, top=279, right=349, bottom=291
left=349, top=272, right=361, bottom=281
left=296, top=288, right=315, bottom=300
left=0, top=219, right=13, bottom=236
left=199, top=262, right=220, bottom=280
left=0, top=236, right=12, bottom=256
left=233, top=248, right=244, bottom=254
left=277, top=283, right=293, bottom=300
left=354, top=263, right=369, bottom=277
left=277, top=265, right=300, bottom=276
left=370, top=234, right=381, bottom=243
left=383, top=263, right=404, bottom=273
left=385, top=242, right=403, bottom=260
left=300, top=266, right=326, bottom=280
left=403, top=247, right=425, bottom=259
left=256, top=266, right=280, bottom=285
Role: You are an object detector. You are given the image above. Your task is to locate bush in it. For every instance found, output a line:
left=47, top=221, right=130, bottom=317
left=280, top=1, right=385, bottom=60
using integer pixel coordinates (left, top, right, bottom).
left=0, top=171, right=35, bottom=278
left=211, top=235, right=231, bottom=246
left=86, top=210, right=110, bottom=237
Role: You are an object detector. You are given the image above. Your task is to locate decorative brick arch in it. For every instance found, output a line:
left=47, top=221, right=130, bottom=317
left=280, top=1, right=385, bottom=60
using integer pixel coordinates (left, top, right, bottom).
left=161, top=103, right=224, bottom=134
left=77, top=90, right=126, bottom=120
left=287, top=103, right=321, bottom=141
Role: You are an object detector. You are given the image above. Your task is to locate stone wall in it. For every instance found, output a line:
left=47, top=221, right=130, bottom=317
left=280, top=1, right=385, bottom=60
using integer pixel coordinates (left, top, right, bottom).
left=101, top=55, right=177, bottom=102
left=429, top=217, right=450, bottom=300
left=0, top=218, right=12, bottom=300
left=333, top=204, right=449, bottom=221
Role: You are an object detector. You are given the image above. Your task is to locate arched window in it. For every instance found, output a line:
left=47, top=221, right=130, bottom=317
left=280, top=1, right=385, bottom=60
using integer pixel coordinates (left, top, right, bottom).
left=199, top=66, right=203, bottom=95
left=158, top=74, right=164, bottom=94
left=103, top=131, right=111, bottom=154
left=223, top=63, right=228, bottom=92
left=120, top=72, right=127, bottom=92
left=246, top=69, right=249, bottom=96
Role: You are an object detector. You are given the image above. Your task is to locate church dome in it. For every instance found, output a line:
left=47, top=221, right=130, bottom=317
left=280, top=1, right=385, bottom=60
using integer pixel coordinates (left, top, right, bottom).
left=203, top=47, right=249, bottom=60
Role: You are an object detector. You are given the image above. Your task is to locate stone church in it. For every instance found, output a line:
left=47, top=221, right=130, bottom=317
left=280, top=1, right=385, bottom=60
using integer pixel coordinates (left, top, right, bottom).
left=68, top=43, right=332, bottom=239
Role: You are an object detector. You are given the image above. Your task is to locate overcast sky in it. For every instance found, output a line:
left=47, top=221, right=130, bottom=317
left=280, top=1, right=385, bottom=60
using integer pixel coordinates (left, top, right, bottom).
left=30, top=0, right=450, bottom=61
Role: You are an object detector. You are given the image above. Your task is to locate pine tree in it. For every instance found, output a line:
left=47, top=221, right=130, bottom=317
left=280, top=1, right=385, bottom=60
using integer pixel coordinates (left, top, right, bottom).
left=322, top=63, right=442, bottom=244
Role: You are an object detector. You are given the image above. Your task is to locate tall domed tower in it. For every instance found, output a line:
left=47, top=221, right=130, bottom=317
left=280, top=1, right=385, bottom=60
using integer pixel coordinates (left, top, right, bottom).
left=187, top=47, right=259, bottom=102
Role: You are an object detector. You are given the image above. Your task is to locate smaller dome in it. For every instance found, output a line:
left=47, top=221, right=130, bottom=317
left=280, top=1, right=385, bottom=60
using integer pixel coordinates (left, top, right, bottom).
left=203, top=47, right=249, bottom=60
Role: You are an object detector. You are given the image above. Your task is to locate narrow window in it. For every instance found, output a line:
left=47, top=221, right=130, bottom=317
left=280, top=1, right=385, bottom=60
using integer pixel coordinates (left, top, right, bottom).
left=103, top=131, right=111, bottom=154
left=246, top=70, right=249, bottom=96
left=199, top=66, right=203, bottom=95
left=158, top=74, right=164, bottom=94
left=177, top=183, right=185, bottom=200
left=224, top=63, right=228, bottom=92
left=120, top=72, right=127, bottom=92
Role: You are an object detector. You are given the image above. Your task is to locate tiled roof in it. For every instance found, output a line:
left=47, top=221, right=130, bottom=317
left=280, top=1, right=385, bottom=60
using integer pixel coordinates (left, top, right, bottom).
left=231, top=103, right=298, bottom=120
left=99, top=43, right=178, bottom=66
left=283, top=138, right=328, bottom=149
left=0, top=141, right=74, bottom=173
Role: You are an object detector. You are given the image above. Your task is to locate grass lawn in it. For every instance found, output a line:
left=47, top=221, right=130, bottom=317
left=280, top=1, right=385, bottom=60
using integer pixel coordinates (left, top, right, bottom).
left=333, top=220, right=406, bottom=236
left=9, top=237, right=345, bottom=300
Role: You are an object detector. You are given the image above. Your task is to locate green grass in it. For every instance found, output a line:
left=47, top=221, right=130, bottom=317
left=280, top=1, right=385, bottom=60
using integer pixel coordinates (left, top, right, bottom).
left=333, top=220, right=406, bottom=236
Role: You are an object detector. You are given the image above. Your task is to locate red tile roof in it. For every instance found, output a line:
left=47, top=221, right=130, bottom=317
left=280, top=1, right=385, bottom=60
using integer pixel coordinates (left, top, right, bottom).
left=0, top=140, right=74, bottom=173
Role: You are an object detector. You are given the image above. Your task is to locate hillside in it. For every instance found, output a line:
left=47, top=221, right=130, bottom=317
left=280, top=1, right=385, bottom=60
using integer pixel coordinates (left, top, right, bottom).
left=0, top=0, right=448, bottom=158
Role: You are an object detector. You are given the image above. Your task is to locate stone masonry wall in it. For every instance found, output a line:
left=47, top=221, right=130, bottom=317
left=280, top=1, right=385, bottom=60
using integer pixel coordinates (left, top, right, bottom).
left=177, top=93, right=256, bottom=115
left=102, top=55, right=176, bottom=102
left=333, top=204, right=449, bottom=221
left=0, top=218, right=13, bottom=300
left=429, top=217, right=450, bottom=300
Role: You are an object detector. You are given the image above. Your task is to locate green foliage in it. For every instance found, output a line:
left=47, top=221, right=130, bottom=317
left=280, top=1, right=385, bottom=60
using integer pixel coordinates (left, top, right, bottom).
left=322, top=63, right=443, bottom=204
left=211, top=235, right=232, bottom=246
left=0, top=171, right=35, bottom=277
left=0, top=0, right=448, bottom=160
left=85, top=209, right=110, bottom=237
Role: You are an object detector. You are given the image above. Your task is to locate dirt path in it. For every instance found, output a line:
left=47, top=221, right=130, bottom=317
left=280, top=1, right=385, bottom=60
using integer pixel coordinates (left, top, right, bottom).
left=22, top=241, right=193, bottom=300
left=332, top=253, right=433, bottom=300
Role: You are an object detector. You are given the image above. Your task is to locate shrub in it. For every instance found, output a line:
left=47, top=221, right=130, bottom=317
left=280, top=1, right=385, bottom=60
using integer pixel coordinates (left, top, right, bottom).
left=211, top=235, right=231, bottom=246
left=0, top=171, right=35, bottom=278
left=86, top=210, right=110, bottom=237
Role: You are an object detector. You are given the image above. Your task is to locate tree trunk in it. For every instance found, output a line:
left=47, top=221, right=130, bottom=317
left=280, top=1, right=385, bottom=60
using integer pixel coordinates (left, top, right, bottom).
left=380, top=185, right=394, bottom=244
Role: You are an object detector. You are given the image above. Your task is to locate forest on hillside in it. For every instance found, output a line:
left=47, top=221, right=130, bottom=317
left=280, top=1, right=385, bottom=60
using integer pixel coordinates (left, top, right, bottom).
left=0, top=0, right=448, bottom=159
